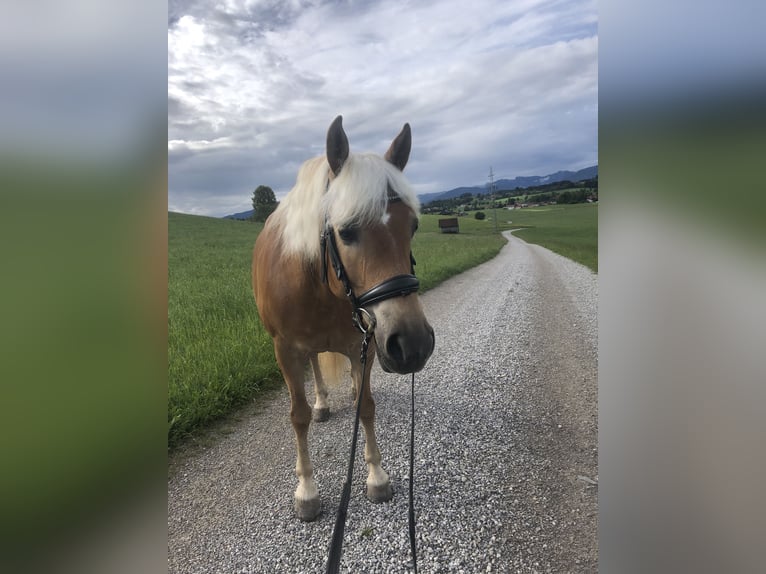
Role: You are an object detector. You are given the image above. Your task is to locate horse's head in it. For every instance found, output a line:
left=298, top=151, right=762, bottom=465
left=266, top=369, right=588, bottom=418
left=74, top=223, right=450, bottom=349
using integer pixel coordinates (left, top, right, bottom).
left=322, top=116, right=435, bottom=374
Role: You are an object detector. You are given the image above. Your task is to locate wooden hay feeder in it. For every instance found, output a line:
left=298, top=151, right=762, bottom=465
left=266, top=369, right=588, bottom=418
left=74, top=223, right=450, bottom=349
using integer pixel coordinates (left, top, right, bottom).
left=438, top=217, right=459, bottom=234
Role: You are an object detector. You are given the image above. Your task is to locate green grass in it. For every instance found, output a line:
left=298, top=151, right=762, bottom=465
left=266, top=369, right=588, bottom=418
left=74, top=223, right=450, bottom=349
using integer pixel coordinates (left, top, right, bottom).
left=168, top=203, right=597, bottom=447
left=491, top=203, right=598, bottom=272
left=422, top=203, right=597, bottom=272
left=168, top=213, right=281, bottom=448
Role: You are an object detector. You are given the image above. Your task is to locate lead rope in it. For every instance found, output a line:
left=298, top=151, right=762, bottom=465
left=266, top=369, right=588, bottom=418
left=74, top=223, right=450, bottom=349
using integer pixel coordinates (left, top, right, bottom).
left=326, top=332, right=372, bottom=574
left=325, top=335, right=419, bottom=574
left=408, top=371, right=418, bottom=573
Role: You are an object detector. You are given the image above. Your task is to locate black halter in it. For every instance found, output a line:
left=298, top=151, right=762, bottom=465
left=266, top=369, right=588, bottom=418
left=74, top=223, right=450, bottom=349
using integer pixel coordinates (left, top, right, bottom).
left=319, top=197, right=420, bottom=331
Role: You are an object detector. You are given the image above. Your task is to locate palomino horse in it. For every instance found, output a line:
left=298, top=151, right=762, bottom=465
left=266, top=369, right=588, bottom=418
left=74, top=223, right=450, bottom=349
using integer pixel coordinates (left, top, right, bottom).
left=252, top=116, right=435, bottom=521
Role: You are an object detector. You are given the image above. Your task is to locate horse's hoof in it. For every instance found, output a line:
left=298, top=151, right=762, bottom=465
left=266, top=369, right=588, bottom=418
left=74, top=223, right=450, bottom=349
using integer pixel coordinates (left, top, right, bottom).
left=366, top=482, right=393, bottom=503
left=294, top=497, right=321, bottom=522
left=313, top=407, right=330, bottom=422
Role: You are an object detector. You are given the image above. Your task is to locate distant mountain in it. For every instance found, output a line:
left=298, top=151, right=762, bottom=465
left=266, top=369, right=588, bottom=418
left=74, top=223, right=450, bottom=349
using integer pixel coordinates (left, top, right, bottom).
left=417, top=165, right=597, bottom=204
left=224, top=209, right=254, bottom=220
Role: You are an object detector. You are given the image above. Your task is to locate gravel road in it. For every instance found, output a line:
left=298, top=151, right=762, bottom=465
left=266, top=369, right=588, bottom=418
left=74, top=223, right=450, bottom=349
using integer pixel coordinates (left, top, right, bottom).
left=168, top=230, right=598, bottom=573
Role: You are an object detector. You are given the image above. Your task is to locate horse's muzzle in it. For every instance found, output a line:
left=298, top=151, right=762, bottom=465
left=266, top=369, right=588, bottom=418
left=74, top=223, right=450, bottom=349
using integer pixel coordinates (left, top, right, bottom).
left=376, top=323, right=435, bottom=374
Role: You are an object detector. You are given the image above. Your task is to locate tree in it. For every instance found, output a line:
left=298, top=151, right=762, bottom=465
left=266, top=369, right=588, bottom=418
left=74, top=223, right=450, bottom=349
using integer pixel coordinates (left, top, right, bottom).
left=475, top=211, right=486, bottom=220
left=251, top=185, right=278, bottom=222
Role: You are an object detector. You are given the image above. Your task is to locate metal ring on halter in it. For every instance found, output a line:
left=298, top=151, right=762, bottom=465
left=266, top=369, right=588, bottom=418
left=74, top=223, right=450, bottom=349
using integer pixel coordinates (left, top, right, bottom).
left=352, top=307, right=376, bottom=335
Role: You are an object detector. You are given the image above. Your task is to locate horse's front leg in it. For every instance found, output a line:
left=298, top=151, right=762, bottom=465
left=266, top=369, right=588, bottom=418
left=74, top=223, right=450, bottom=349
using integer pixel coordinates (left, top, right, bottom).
left=274, top=339, right=321, bottom=521
left=353, top=347, right=393, bottom=503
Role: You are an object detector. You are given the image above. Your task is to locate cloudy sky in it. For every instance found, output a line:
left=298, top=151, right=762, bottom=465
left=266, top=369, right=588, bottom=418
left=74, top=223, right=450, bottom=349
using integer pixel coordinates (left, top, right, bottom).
left=168, top=0, right=597, bottom=217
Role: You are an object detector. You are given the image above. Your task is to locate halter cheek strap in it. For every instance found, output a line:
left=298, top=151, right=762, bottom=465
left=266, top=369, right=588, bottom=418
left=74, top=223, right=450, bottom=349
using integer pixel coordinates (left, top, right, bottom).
left=320, top=223, right=419, bottom=331
left=320, top=225, right=359, bottom=303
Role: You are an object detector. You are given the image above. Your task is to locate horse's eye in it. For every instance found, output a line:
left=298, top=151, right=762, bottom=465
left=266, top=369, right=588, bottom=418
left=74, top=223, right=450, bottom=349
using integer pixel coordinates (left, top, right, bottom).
left=411, top=219, right=419, bottom=237
left=338, top=226, right=358, bottom=244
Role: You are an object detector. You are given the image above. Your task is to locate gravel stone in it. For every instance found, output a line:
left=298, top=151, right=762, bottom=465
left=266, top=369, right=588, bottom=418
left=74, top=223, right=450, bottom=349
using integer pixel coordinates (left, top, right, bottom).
left=169, top=230, right=598, bottom=573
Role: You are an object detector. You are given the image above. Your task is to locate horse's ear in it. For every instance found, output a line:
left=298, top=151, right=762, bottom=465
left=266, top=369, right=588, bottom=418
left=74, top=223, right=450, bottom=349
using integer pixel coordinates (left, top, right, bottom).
left=384, top=123, right=411, bottom=171
left=326, top=115, right=349, bottom=176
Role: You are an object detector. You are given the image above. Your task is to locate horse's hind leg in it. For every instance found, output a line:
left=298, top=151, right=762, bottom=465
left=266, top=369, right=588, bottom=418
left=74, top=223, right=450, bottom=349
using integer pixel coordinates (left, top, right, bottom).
left=353, top=354, right=393, bottom=503
left=309, top=354, right=330, bottom=422
left=275, top=339, right=321, bottom=521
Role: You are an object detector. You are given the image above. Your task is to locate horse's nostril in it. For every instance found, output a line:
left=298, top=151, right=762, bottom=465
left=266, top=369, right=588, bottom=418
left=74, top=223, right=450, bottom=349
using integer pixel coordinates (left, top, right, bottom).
left=385, top=333, right=405, bottom=364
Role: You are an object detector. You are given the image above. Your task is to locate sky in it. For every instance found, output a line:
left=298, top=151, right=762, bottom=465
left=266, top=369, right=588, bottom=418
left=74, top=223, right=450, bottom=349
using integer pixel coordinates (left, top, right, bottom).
left=168, top=0, right=598, bottom=217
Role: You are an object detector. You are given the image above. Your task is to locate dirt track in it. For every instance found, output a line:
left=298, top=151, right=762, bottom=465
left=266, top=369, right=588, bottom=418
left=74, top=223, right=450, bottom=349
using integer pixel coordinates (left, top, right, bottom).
left=168, top=230, right=598, bottom=573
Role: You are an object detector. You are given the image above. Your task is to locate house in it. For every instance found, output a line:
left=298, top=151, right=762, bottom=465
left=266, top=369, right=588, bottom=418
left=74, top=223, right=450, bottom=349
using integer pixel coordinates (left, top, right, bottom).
left=438, top=217, right=459, bottom=234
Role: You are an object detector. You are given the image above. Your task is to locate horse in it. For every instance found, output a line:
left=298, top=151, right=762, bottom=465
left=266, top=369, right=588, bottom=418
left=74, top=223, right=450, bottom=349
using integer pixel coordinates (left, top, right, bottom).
left=252, top=116, right=435, bottom=522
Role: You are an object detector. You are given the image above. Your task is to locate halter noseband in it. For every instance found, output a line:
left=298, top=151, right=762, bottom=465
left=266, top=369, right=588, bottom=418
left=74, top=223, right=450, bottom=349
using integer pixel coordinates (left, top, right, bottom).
left=319, top=196, right=420, bottom=333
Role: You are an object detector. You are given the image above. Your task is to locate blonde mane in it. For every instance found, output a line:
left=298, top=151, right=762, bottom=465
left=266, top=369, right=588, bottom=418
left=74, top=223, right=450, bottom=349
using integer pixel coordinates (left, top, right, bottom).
left=271, top=152, right=420, bottom=261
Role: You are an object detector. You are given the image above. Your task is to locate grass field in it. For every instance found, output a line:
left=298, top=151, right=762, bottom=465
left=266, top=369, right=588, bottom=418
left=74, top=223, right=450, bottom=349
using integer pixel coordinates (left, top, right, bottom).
left=168, top=202, right=596, bottom=447
left=425, top=202, right=598, bottom=272
left=168, top=213, right=281, bottom=448
left=500, top=202, right=598, bottom=272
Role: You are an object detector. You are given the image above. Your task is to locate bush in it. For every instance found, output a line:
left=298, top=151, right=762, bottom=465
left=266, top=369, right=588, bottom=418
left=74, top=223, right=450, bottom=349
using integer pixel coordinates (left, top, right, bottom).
left=475, top=211, right=486, bottom=220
